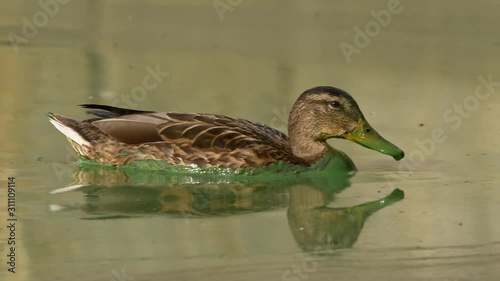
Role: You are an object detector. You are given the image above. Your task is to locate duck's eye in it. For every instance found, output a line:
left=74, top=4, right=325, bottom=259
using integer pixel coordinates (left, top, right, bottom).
left=329, top=101, right=341, bottom=108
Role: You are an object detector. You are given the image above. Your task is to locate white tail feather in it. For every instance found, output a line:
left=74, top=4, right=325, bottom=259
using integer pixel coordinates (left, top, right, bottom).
left=49, top=118, right=90, bottom=146
left=50, top=184, right=85, bottom=194
left=49, top=204, right=68, bottom=212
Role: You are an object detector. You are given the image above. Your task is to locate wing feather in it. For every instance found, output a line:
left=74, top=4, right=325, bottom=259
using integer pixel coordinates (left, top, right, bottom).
left=89, top=111, right=301, bottom=167
left=156, top=113, right=285, bottom=151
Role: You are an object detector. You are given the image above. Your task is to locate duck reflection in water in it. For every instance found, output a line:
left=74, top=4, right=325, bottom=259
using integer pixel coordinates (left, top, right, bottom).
left=51, top=151, right=404, bottom=252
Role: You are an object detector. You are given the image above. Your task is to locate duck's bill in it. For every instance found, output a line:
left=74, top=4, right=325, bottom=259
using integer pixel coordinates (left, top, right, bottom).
left=345, top=119, right=405, bottom=161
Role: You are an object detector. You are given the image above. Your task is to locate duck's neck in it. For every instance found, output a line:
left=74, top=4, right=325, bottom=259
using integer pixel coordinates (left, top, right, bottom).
left=287, top=100, right=331, bottom=164
left=288, top=128, right=329, bottom=164
left=289, top=135, right=329, bottom=164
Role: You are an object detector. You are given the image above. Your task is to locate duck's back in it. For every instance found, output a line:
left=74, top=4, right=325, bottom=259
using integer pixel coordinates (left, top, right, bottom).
left=50, top=105, right=304, bottom=168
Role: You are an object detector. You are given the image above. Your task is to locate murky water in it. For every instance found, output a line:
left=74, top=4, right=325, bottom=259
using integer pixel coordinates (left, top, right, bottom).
left=1, top=1, right=500, bottom=280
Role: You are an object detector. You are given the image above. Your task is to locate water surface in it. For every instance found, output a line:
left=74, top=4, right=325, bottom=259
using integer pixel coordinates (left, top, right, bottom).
left=1, top=1, right=499, bottom=280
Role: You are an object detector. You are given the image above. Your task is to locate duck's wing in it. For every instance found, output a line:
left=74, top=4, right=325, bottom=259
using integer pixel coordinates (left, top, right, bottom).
left=88, top=112, right=169, bottom=144
left=156, top=112, right=288, bottom=150
left=83, top=105, right=300, bottom=166
left=82, top=104, right=289, bottom=147
left=156, top=112, right=300, bottom=166
left=88, top=111, right=289, bottom=148
left=80, top=104, right=165, bottom=144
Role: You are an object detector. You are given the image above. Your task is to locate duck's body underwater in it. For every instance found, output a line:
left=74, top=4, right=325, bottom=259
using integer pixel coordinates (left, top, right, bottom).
left=48, top=86, right=404, bottom=169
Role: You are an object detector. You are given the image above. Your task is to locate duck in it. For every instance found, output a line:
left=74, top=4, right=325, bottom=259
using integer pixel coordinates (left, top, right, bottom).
left=48, top=86, right=404, bottom=169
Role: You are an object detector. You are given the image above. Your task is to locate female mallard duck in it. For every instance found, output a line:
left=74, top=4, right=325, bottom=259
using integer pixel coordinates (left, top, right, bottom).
left=48, top=86, right=404, bottom=169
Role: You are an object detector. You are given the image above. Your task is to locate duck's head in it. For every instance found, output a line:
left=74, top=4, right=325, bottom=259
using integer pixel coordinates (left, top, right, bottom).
left=288, top=86, right=404, bottom=163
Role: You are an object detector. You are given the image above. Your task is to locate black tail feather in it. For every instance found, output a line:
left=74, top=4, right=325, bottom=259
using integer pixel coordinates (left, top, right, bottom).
left=79, top=104, right=153, bottom=118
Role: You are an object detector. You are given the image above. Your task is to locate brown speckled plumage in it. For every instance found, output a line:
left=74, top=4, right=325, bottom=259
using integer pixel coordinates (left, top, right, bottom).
left=48, top=86, right=404, bottom=169
left=49, top=108, right=306, bottom=168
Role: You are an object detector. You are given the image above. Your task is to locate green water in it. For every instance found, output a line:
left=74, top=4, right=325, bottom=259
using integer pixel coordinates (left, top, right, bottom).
left=76, top=150, right=339, bottom=177
left=1, top=1, right=500, bottom=281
